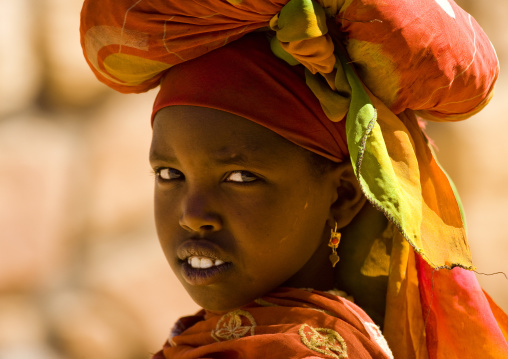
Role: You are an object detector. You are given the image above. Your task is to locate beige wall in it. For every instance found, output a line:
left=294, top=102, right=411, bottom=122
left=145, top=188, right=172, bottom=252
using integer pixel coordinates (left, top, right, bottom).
left=0, top=0, right=506, bottom=357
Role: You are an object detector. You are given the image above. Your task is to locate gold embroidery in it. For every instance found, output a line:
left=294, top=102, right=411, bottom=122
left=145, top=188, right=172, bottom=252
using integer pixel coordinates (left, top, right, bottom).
left=299, top=324, right=348, bottom=358
left=211, top=310, right=256, bottom=342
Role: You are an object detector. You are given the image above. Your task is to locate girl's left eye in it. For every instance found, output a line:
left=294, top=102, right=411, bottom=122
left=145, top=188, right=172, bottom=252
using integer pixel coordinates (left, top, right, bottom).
left=225, top=171, right=258, bottom=183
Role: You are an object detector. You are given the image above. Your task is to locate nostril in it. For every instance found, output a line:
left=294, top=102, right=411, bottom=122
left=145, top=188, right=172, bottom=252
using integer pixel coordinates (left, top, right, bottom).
left=178, top=208, right=222, bottom=232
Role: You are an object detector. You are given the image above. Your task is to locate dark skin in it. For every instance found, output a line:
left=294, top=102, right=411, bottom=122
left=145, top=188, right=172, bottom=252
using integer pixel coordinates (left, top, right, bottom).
left=150, top=105, right=388, bottom=323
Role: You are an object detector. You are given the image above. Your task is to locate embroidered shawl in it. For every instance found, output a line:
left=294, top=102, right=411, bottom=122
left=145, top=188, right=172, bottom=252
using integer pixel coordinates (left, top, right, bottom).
left=152, top=287, right=393, bottom=359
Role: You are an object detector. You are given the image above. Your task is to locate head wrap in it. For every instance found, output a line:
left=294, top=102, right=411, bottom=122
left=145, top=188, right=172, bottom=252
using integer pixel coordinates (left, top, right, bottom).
left=153, top=33, right=348, bottom=162
left=80, top=0, right=498, bottom=120
left=79, top=0, right=499, bottom=269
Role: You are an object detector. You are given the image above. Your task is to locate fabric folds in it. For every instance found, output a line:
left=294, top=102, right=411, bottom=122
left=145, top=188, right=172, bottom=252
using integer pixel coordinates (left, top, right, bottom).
left=80, top=0, right=498, bottom=121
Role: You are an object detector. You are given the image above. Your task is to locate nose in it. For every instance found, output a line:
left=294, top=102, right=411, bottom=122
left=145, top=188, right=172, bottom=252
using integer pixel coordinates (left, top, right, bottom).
left=178, top=187, right=222, bottom=233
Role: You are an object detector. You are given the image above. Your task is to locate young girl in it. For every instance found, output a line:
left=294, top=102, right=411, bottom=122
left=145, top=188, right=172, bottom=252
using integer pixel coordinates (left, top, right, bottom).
left=80, top=0, right=508, bottom=357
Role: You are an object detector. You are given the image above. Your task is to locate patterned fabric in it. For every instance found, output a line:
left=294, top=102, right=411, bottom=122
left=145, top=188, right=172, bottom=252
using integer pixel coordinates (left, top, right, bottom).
left=152, top=287, right=393, bottom=358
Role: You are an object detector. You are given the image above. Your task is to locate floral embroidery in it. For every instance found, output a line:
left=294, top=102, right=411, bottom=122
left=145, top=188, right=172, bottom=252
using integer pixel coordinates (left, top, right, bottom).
left=211, top=310, right=256, bottom=342
left=299, top=324, right=348, bottom=358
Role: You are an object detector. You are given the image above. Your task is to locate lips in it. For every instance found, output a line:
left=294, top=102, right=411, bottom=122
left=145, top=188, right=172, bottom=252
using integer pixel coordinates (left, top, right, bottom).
left=177, top=240, right=232, bottom=286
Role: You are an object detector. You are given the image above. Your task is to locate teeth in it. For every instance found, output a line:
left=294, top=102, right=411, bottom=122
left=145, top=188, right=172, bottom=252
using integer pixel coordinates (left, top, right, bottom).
left=187, top=256, right=225, bottom=269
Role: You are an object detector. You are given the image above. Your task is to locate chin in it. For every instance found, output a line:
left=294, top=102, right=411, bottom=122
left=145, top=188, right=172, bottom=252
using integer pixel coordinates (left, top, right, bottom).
left=189, top=290, right=254, bottom=313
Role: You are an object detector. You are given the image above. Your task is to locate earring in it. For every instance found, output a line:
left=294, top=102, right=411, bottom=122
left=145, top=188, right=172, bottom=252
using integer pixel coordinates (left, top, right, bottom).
left=328, top=222, right=341, bottom=267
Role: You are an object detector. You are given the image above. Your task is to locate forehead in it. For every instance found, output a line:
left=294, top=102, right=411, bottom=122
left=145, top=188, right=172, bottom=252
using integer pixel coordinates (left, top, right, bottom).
left=150, top=105, right=309, bottom=165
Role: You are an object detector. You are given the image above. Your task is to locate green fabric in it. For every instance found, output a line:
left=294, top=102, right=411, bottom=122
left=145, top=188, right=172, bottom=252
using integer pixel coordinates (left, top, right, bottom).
left=337, top=50, right=424, bottom=256
left=273, top=0, right=328, bottom=42
left=304, top=67, right=351, bottom=122
left=270, top=37, right=300, bottom=65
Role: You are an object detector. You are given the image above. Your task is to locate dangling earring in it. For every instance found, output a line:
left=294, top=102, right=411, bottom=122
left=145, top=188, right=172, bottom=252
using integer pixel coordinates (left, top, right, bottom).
left=328, top=222, right=341, bottom=267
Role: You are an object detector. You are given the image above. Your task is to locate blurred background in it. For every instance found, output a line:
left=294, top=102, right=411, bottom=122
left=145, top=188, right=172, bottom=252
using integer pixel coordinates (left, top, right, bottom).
left=0, top=0, right=506, bottom=358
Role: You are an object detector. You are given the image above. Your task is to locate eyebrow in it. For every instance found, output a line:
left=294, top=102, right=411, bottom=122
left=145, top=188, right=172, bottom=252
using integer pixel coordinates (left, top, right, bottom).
left=149, top=146, right=274, bottom=169
left=210, top=144, right=275, bottom=168
left=149, top=150, right=176, bottom=165
left=212, top=151, right=251, bottom=165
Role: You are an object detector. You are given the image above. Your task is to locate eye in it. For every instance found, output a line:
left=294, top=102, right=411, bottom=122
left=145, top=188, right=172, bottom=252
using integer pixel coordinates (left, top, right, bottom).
left=225, top=171, right=258, bottom=183
left=156, top=167, right=184, bottom=181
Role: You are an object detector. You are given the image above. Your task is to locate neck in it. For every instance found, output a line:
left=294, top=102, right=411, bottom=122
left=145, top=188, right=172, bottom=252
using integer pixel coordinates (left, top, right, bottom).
left=282, top=232, right=337, bottom=291
left=334, top=202, right=390, bottom=327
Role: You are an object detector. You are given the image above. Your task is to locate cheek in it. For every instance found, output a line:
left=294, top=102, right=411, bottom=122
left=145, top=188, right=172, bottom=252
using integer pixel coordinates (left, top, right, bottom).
left=284, top=192, right=331, bottom=252
left=153, top=190, right=180, bottom=256
left=154, top=192, right=168, bottom=231
left=240, top=190, right=328, bottom=263
left=262, top=185, right=328, bottom=235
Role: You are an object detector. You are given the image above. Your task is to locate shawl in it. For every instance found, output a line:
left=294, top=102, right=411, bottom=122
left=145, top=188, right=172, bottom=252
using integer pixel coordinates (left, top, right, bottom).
left=80, top=0, right=508, bottom=357
left=152, top=287, right=394, bottom=359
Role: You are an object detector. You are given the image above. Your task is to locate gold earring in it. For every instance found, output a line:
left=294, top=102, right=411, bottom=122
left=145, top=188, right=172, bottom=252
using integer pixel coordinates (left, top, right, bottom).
left=328, top=222, right=341, bottom=267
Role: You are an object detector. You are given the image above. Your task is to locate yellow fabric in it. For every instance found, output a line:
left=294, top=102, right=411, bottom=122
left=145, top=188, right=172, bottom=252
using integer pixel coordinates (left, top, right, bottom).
left=103, top=54, right=171, bottom=85
left=270, top=0, right=328, bottom=41
left=346, top=40, right=400, bottom=109
left=384, top=229, right=428, bottom=358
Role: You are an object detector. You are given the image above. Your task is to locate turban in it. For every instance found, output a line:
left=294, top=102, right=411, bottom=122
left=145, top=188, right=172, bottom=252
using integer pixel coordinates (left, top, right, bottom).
left=80, top=0, right=498, bottom=121
left=79, top=0, right=502, bottom=271
left=80, top=0, right=499, bottom=278
left=152, top=33, right=349, bottom=162
left=79, top=0, right=505, bottom=282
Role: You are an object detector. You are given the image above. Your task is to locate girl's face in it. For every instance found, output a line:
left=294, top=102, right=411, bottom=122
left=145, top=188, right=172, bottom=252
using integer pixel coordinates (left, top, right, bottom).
left=150, top=106, right=340, bottom=311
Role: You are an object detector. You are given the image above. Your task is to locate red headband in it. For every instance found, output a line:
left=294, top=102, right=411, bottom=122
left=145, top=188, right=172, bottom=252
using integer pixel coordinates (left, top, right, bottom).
left=152, top=33, right=348, bottom=162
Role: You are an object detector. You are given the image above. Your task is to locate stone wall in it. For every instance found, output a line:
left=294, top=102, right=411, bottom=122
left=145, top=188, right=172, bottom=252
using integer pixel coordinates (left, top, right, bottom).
left=0, top=0, right=506, bottom=357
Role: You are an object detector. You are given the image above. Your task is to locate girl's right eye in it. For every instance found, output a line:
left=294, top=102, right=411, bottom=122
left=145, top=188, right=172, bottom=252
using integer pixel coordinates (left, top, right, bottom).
left=156, top=168, right=184, bottom=181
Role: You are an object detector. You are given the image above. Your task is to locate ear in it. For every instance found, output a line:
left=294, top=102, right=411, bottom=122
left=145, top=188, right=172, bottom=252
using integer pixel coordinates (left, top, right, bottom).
left=327, top=162, right=366, bottom=230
